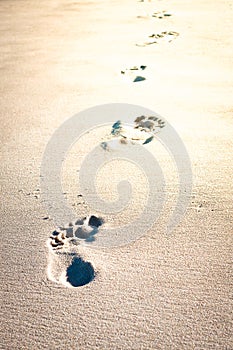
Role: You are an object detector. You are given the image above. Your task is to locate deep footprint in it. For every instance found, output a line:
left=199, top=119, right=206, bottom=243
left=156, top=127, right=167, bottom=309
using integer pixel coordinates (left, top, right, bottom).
left=47, top=215, right=103, bottom=287
left=66, top=256, right=95, bottom=287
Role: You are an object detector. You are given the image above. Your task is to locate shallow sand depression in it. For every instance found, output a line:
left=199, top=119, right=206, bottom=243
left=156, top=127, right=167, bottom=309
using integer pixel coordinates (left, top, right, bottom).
left=1, top=0, right=233, bottom=349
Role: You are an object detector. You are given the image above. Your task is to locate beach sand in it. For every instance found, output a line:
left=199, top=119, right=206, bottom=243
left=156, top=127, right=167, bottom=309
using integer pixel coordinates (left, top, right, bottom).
left=1, top=0, right=232, bottom=349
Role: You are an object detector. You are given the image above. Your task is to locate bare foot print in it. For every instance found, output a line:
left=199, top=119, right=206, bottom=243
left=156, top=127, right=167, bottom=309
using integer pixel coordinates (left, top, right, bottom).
left=47, top=215, right=103, bottom=287
left=136, top=31, right=179, bottom=47
left=101, top=115, right=165, bottom=150
left=121, top=65, right=147, bottom=82
left=152, top=11, right=172, bottom=19
left=137, top=11, right=172, bottom=19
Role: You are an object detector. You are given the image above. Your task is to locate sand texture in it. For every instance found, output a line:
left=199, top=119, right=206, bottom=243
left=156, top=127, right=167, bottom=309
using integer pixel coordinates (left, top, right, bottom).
left=0, top=0, right=233, bottom=349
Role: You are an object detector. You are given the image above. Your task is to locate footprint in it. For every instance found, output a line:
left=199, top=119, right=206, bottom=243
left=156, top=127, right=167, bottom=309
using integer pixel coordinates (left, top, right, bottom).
left=101, top=115, right=165, bottom=150
left=121, top=65, right=147, bottom=83
left=137, top=11, right=172, bottom=19
left=152, top=11, right=172, bottom=19
left=47, top=215, right=103, bottom=287
left=136, top=31, right=179, bottom=47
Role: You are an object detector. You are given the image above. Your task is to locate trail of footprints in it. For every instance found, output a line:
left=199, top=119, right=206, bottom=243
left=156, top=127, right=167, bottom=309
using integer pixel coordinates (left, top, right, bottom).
left=47, top=0, right=177, bottom=287
left=122, top=4, right=178, bottom=81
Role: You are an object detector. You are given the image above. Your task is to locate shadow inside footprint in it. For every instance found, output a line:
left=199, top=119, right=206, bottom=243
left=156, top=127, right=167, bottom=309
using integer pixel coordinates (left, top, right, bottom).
left=88, top=215, right=103, bottom=228
left=133, top=76, right=146, bottom=82
left=66, top=257, right=95, bottom=287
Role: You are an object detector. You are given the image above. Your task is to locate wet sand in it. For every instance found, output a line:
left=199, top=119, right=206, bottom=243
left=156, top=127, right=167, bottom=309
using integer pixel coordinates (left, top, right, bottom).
left=1, top=0, right=233, bottom=349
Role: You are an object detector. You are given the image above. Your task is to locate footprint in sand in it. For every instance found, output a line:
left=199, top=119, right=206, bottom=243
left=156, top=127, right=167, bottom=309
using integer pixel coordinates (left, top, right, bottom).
left=137, top=11, right=172, bottom=19
left=121, top=65, right=147, bottom=82
left=47, top=215, right=103, bottom=287
left=46, top=116, right=166, bottom=285
left=136, top=31, right=179, bottom=47
left=101, top=115, right=165, bottom=150
left=152, top=11, right=172, bottom=19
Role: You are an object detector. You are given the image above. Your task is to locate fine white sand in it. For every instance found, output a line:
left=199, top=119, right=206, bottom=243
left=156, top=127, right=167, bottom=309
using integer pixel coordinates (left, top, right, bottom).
left=1, top=0, right=232, bottom=349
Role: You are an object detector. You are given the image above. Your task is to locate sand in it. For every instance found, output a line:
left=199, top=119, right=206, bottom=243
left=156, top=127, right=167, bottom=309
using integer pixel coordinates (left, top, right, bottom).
left=0, top=0, right=233, bottom=349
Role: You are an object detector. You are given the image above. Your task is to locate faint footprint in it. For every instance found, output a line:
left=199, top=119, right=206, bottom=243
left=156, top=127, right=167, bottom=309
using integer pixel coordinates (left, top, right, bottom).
left=121, top=65, right=147, bottom=82
left=47, top=215, right=103, bottom=287
left=136, top=31, right=179, bottom=47
left=152, top=11, right=172, bottom=19
left=137, top=11, right=172, bottom=19
left=101, top=115, right=165, bottom=150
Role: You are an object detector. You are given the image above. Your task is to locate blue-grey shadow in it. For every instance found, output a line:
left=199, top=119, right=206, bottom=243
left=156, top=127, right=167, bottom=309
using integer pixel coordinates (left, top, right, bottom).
left=66, top=257, right=95, bottom=287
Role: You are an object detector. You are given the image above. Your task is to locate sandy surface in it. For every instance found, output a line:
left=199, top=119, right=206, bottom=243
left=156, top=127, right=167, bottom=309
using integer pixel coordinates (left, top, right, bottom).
left=1, top=0, right=233, bottom=349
